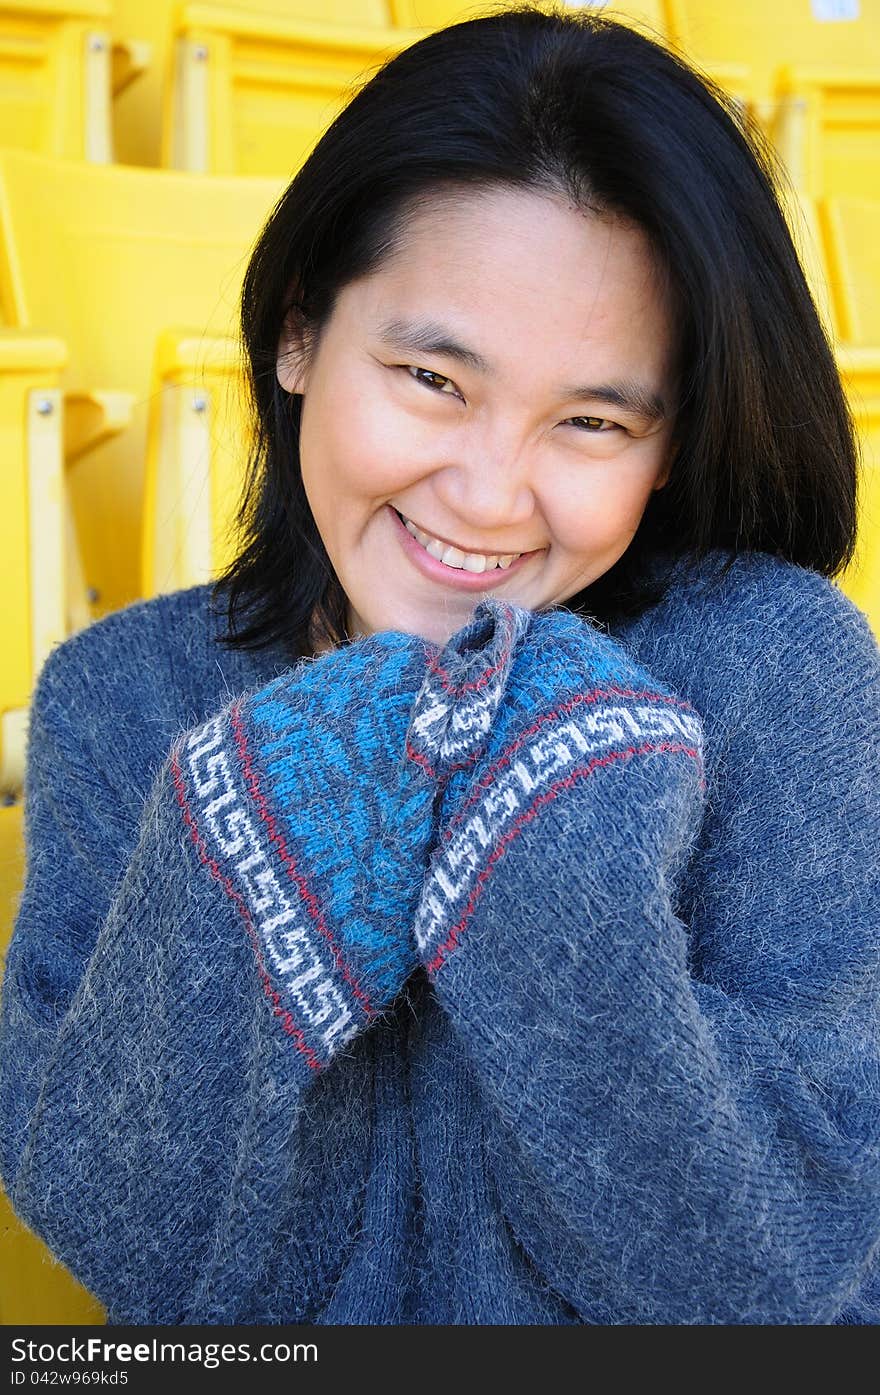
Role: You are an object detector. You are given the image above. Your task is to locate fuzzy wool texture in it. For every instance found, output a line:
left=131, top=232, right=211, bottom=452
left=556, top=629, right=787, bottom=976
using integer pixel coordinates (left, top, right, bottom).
left=1, top=548, right=879, bottom=1325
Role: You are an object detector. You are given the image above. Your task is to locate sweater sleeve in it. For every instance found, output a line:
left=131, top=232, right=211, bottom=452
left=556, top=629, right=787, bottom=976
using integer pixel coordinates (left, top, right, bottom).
left=0, top=618, right=437, bottom=1325
left=413, top=586, right=880, bottom=1325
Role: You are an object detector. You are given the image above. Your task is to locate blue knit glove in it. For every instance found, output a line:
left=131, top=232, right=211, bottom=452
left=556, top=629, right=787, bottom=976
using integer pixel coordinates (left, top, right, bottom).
left=175, top=628, right=443, bottom=1069
left=409, top=596, right=705, bottom=977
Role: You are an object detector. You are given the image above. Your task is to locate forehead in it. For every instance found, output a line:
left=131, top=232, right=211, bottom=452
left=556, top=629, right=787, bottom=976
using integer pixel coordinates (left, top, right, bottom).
left=341, top=186, right=676, bottom=381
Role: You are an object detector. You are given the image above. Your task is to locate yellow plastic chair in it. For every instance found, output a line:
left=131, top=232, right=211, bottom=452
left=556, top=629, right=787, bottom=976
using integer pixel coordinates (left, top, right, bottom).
left=0, top=149, right=284, bottom=617
left=0, top=0, right=151, bottom=162
left=821, top=197, right=880, bottom=348
left=0, top=332, right=70, bottom=798
left=110, top=0, right=390, bottom=167
left=163, top=3, right=427, bottom=174
left=141, top=329, right=252, bottom=598
left=818, top=196, right=880, bottom=634
left=0, top=331, right=106, bottom=1322
left=668, top=1, right=880, bottom=196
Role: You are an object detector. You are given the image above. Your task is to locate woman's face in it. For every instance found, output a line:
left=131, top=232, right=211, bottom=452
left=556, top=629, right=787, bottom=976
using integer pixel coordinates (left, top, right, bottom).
left=277, top=186, right=678, bottom=647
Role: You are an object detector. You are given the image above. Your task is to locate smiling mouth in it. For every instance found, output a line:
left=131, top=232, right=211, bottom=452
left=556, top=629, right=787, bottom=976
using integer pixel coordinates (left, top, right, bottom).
left=393, top=509, right=523, bottom=573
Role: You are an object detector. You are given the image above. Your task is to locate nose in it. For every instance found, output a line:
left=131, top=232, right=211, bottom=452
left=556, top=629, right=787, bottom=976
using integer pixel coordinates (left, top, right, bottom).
left=432, top=424, right=536, bottom=533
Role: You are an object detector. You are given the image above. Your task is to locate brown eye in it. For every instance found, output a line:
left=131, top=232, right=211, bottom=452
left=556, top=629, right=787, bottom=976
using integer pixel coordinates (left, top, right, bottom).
left=569, top=415, right=612, bottom=431
left=407, top=366, right=460, bottom=396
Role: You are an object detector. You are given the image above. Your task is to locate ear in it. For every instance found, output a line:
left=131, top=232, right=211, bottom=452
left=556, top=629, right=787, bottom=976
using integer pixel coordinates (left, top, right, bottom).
left=276, top=309, right=311, bottom=395
left=652, top=462, right=671, bottom=491
left=652, top=442, right=677, bottom=491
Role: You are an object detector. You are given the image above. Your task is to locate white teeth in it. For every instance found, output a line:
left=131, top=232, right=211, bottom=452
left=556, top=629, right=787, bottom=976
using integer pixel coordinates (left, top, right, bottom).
left=440, top=545, right=467, bottom=567
left=400, top=512, right=521, bottom=570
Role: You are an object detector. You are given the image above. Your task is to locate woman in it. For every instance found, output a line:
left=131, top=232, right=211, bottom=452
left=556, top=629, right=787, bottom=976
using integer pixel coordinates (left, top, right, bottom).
left=1, top=7, right=878, bottom=1324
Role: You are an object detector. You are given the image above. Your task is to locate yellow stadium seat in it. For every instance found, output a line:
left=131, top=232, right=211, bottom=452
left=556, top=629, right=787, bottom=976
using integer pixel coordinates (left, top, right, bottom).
left=0, top=332, right=69, bottom=796
left=820, top=197, right=880, bottom=347
left=157, top=3, right=751, bottom=176
left=668, top=1, right=880, bottom=196
left=0, top=338, right=105, bottom=1321
left=142, top=330, right=251, bottom=597
left=0, top=150, right=284, bottom=616
left=669, top=0, right=878, bottom=98
left=0, top=0, right=152, bottom=162
left=163, top=3, right=425, bottom=174
left=774, top=72, right=880, bottom=199
left=817, top=196, right=880, bottom=632
left=111, top=0, right=390, bottom=167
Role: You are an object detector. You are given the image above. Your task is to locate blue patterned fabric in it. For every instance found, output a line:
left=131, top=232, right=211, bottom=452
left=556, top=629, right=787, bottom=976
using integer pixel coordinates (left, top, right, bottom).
left=1, top=548, right=878, bottom=1324
left=172, top=633, right=439, bottom=1066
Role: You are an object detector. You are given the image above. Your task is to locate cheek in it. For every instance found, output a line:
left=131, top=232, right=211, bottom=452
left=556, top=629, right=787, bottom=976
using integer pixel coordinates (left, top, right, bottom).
left=550, top=472, right=656, bottom=556
left=300, top=375, right=433, bottom=499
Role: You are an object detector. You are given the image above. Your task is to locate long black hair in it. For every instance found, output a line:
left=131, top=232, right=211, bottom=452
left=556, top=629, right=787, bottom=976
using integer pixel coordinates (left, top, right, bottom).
left=212, top=3, right=859, bottom=657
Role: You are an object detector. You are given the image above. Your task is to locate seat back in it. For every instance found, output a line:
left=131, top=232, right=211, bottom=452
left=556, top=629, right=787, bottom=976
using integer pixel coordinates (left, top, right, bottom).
left=0, top=0, right=114, bottom=160
left=669, top=1, right=878, bottom=99
left=0, top=149, right=283, bottom=615
left=165, top=3, right=421, bottom=175
left=820, top=198, right=880, bottom=346
left=0, top=333, right=68, bottom=794
left=141, top=330, right=252, bottom=598
left=111, top=0, right=391, bottom=166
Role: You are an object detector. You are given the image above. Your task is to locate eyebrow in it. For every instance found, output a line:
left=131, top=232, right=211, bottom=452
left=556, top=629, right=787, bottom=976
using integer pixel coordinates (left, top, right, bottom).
left=376, top=316, right=491, bottom=373
left=374, top=316, right=668, bottom=422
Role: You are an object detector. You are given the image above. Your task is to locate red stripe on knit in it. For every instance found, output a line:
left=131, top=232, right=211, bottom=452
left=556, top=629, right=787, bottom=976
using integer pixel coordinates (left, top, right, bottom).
left=170, top=750, right=323, bottom=1072
left=404, top=735, right=498, bottom=784
left=426, top=740, right=703, bottom=976
left=404, top=740, right=438, bottom=778
left=425, top=621, right=514, bottom=695
left=229, top=702, right=374, bottom=1017
left=423, top=638, right=513, bottom=691
left=443, top=687, right=704, bottom=831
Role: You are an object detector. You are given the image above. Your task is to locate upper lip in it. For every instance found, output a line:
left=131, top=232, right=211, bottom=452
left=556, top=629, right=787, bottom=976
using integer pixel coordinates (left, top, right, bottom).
left=395, top=507, right=531, bottom=557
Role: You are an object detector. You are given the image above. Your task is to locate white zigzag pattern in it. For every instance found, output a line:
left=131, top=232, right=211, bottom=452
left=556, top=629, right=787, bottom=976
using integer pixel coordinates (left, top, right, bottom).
left=409, top=687, right=496, bottom=764
left=185, top=713, right=358, bottom=1056
left=414, top=700, right=703, bottom=956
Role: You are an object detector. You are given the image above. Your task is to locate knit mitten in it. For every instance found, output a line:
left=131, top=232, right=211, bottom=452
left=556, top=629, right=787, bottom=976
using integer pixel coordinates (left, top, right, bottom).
left=172, top=627, right=443, bottom=1070
left=409, top=595, right=706, bottom=978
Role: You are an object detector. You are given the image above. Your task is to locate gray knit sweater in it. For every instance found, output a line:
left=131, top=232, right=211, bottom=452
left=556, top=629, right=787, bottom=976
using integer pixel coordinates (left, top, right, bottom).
left=1, top=548, right=878, bottom=1324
